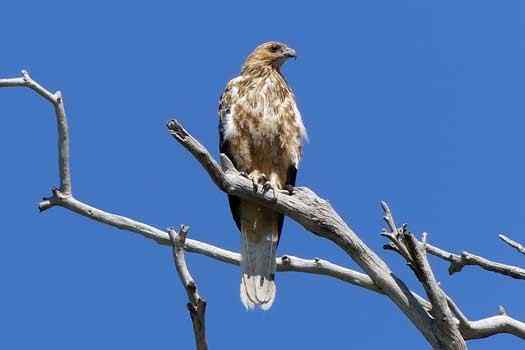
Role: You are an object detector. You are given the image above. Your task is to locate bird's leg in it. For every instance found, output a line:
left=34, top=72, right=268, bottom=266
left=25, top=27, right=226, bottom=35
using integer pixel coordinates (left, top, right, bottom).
left=260, top=174, right=277, bottom=201
left=258, top=173, right=268, bottom=184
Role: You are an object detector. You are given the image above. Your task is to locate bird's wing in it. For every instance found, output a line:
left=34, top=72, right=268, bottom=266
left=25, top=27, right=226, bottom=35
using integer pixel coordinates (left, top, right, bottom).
left=276, top=164, right=297, bottom=241
left=218, top=77, right=242, bottom=232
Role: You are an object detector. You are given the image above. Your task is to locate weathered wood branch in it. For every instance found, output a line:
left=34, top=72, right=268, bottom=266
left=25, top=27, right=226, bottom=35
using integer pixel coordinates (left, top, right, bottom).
left=29, top=185, right=525, bottom=343
left=167, top=118, right=525, bottom=345
left=0, top=70, right=72, bottom=196
left=2, top=71, right=525, bottom=348
left=381, top=204, right=525, bottom=342
left=381, top=202, right=466, bottom=350
left=499, top=234, right=525, bottom=257
left=167, top=120, right=444, bottom=347
left=462, top=314, right=525, bottom=340
left=446, top=293, right=525, bottom=340
left=425, top=240, right=525, bottom=280
left=168, top=226, right=207, bottom=350
left=31, top=184, right=438, bottom=309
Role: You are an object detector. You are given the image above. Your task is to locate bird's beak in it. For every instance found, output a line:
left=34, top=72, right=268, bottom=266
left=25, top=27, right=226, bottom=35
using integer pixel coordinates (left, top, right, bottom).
left=284, top=47, right=297, bottom=59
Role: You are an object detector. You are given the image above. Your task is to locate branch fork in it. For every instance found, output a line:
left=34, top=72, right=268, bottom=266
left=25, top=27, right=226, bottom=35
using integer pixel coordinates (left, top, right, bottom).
left=381, top=201, right=467, bottom=350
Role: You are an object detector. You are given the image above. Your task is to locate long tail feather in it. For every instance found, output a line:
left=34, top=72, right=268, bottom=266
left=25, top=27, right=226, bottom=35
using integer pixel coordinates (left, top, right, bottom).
left=239, top=203, right=278, bottom=310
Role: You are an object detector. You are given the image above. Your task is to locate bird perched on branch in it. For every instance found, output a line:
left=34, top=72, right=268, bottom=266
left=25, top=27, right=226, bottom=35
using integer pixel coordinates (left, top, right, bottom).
left=218, top=42, right=307, bottom=310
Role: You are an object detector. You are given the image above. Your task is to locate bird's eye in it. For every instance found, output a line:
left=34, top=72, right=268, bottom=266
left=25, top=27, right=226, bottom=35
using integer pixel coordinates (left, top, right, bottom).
left=269, top=45, right=280, bottom=53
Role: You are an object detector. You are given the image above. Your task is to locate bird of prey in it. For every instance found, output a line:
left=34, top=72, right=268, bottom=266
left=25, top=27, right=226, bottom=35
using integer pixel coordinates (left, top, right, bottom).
left=218, top=42, right=307, bottom=310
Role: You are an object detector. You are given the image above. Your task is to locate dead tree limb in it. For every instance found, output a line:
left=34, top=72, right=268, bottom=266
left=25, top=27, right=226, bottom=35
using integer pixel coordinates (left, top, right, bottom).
left=167, top=120, right=445, bottom=347
left=381, top=203, right=525, bottom=342
left=0, top=70, right=72, bottom=197
left=168, top=226, right=207, bottom=350
left=499, top=234, right=525, bottom=257
left=381, top=202, right=467, bottom=350
left=425, top=241, right=525, bottom=279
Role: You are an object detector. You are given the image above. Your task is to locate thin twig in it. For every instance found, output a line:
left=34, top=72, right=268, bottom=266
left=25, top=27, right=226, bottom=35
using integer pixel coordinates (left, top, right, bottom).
left=168, top=226, right=207, bottom=350
left=499, top=234, right=525, bottom=257
left=425, top=243, right=525, bottom=280
left=1, top=71, right=71, bottom=195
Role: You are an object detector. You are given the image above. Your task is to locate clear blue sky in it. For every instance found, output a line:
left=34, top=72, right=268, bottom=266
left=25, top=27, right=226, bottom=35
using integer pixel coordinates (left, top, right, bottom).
left=1, top=1, right=524, bottom=349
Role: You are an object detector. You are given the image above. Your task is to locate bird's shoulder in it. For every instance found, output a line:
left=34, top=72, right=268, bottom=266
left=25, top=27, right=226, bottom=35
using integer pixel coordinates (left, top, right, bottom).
left=218, top=76, right=245, bottom=118
left=218, top=75, right=245, bottom=153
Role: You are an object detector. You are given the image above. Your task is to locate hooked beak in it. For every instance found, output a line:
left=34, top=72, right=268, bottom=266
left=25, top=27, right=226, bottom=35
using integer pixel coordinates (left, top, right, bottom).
left=284, top=47, right=297, bottom=59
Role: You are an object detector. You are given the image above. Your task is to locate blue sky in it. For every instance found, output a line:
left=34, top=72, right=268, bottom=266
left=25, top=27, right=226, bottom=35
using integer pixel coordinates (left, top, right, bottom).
left=1, top=1, right=524, bottom=349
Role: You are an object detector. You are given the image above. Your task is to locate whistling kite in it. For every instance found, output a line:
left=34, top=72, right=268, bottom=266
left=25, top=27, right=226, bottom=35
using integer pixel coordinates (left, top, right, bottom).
left=219, top=42, right=307, bottom=310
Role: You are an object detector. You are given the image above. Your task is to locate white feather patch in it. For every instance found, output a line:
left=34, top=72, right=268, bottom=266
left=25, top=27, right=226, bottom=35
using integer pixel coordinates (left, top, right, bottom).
left=239, top=227, right=277, bottom=310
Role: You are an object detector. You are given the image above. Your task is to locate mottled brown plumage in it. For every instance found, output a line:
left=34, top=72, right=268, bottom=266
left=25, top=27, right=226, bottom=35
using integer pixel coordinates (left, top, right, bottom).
left=219, top=41, right=306, bottom=310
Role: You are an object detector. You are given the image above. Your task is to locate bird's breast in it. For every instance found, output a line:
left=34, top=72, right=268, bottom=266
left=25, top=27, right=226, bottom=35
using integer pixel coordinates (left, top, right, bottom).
left=225, top=74, right=305, bottom=177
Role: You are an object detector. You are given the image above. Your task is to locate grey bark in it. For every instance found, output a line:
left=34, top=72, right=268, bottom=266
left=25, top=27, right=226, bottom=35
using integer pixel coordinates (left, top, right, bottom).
left=425, top=241, right=525, bottom=279
left=499, top=234, right=525, bottom=257
left=381, top=202, right=466, bottom=350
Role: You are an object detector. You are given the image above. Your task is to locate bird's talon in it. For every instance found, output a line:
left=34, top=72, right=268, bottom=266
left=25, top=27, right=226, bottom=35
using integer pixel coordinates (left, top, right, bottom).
left=284, top=184, right=295, bottom=195
left=238, top=171, right=259, bottom=192
left=262, top=181, right=277, bottom=201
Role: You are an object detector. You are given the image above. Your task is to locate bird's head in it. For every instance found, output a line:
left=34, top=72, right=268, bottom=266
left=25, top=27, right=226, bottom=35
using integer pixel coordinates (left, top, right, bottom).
left=243, top=41, right=297, bottom=72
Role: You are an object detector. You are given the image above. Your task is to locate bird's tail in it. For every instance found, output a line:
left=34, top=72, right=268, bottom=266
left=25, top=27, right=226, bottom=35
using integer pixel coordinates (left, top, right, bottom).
left=239, top=202, right=279, bottom=310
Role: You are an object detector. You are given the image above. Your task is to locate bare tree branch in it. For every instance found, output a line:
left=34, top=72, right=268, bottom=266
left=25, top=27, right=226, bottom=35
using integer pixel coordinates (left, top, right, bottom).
left=168, top=225, right=207, bottom=350
left=3, top=71, right=525, bottom=348
left=425, top=242, right=525, bottom=280
left=462, top=314, right=525, bottom=340
left=382, top=205, right=525, bottom=342
left=32, top=184, right=525, bottom=343
left=381, top=202, right=467, bottom=350
left=167, top=119, right=446, bottom=347
left=381, top=205, right=525, bottom=342
left=499, top=234, right=525, bottom=257
left=0, top=71, right=72, bottom=196
left=33, top=184, right=438, bottom=309
left=442, top=292, right=525, bottom=340
left=28, top=178, right=392, bottom=296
